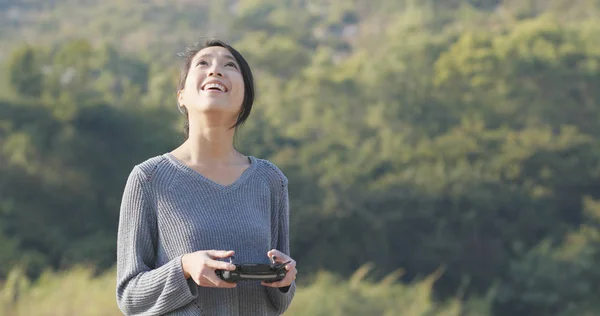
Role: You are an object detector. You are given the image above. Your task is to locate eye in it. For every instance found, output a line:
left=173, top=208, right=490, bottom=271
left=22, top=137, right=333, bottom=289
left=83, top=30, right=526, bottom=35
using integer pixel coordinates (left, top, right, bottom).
left=196, top=60, right=208, bottom=67
left=225, top=62, right=238, bottom=69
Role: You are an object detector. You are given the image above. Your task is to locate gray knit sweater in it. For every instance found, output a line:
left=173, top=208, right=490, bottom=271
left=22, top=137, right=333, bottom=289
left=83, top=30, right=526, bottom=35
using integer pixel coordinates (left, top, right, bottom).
left=116, top=153, right=296, bottom=315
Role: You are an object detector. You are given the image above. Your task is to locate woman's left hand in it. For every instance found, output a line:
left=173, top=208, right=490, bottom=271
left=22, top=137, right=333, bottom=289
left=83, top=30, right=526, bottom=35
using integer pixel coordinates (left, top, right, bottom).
left=261, top=249, right=297, bottom=288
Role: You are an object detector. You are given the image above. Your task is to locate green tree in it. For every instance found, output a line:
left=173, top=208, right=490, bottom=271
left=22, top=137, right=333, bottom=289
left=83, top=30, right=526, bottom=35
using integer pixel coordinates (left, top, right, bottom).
left=8, top=46, right=43, bottom=98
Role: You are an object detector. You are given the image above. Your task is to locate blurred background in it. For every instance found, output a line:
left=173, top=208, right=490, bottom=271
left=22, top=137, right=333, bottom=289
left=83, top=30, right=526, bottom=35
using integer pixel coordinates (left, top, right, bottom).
left=1, top=0, right=600, bottom=315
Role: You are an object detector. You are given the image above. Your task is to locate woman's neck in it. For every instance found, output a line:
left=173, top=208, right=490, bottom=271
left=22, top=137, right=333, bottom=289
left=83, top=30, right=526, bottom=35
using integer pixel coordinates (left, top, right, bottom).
left=177, top=125, right=243, bottom=166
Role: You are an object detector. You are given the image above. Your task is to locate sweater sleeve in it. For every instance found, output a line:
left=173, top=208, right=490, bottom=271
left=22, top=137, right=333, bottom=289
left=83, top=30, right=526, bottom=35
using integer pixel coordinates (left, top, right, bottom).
left=266, top=180, right=296, bottom=314
left=116, top=166, right=197, bottom=315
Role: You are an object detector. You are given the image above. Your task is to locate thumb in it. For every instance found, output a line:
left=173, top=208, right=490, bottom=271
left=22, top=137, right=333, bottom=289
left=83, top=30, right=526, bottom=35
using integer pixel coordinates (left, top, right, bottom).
left=206, top=250, right=235, bottom=259
left=267, top=249, right=288, bottom=261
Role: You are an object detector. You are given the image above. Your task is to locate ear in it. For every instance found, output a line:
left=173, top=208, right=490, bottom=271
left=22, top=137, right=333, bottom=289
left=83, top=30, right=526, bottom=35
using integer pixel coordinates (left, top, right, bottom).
left=177, top=89, right=184, bottom=104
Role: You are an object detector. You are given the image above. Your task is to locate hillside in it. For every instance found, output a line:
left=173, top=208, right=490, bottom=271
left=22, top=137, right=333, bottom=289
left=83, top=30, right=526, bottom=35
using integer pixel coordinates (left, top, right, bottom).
left=2, top=1, right=600, bottom=315
left=2, top=0, right=599, bottom=63
left=1, top=0, right=227, bottom=62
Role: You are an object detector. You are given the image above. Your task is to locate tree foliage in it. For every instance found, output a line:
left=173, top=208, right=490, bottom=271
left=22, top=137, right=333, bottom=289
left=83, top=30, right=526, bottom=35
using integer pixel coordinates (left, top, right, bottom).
left=2, top=1, right=600, bottom=315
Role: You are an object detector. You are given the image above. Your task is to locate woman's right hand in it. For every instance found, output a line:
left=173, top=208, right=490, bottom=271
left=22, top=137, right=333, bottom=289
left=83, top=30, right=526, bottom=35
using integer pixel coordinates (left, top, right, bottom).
left=181, top=250, right=237, bottom=288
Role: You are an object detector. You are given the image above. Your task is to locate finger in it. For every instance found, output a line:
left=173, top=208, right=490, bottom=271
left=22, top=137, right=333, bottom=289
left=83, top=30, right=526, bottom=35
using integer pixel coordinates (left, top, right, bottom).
left=262, top=280, right=284, bottom=287
left=203, top=273, right=237, bottom=288
left=267, top=249, right=290, bottom=262
left=262, top=276, right=293, bottom=288
left=205, top=259, right=236, bottom=271
left=218, top=280, right=237, bottom=288
left=262, top=269, right=296, bottom=287
left=285, top=261, right=296, bottom=271
left=206, top=250, right=235, bottom=259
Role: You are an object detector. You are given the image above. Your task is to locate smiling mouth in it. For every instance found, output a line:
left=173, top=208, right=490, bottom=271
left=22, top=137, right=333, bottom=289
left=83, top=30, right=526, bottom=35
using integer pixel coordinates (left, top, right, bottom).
left=201, top=82, right=228, bottom=92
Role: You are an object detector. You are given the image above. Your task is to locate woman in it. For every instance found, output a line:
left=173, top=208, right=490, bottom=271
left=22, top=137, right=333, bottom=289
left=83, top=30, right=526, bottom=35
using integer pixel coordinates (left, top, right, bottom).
left=116, top=39, right=297, bottom=316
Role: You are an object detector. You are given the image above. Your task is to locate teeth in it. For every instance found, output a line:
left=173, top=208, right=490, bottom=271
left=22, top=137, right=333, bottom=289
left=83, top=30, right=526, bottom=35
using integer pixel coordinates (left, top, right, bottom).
left=203, top=83, right=226, bottom=92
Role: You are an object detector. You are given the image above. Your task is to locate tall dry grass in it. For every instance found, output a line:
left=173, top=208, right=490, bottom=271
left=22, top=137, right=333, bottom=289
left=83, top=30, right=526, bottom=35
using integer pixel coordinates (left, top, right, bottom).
left=0, top=263, right=490, bottom=316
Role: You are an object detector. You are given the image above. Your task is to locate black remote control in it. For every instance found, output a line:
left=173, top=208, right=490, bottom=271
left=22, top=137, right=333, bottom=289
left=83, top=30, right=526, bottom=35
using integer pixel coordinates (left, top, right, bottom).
left=215, top=256, right=290, bottom=283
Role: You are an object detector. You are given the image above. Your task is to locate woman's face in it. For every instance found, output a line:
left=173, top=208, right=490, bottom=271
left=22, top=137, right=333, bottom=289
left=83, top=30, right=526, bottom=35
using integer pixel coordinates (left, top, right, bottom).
left=178, top=46, right=245, bottom=121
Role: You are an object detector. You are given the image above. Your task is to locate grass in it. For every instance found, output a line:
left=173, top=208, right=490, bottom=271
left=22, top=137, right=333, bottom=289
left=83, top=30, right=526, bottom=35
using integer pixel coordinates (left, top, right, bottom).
left=0, top=263, right=490, bottom=316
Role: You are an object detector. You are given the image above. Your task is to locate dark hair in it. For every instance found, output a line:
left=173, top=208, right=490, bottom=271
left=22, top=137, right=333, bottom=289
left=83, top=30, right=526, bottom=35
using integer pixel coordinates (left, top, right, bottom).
left=177, top=39, right=255, bottom=139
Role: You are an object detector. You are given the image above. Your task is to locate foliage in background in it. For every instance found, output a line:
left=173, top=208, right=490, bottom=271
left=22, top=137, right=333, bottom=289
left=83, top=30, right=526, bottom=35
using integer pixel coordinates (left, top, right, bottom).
left=0, top=264, right=492, bottom=316
left=2, top=0, right=600, bottom=315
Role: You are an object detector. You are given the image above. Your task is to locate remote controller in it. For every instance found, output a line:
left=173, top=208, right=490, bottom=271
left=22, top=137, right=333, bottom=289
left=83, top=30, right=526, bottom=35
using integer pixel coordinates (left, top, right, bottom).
left=215, top=256, right=290, bottom=283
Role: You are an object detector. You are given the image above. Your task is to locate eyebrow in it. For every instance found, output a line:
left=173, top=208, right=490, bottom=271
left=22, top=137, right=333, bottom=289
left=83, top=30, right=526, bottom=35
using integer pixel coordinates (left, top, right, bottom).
left=194, top=53, right=237, bottom=64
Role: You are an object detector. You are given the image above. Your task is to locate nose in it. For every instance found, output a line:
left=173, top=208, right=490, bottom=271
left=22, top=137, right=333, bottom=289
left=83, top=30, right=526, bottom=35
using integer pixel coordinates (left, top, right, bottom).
left=206, top=60, right=225, bottom=77
left=207, top=63, right=223, bottom=77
